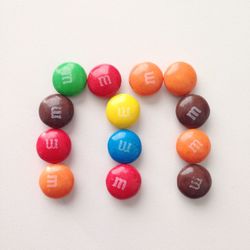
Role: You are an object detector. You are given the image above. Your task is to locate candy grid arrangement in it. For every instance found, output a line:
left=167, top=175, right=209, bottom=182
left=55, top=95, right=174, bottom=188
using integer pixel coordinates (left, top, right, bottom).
left=36, top=61, right=211, bottom=200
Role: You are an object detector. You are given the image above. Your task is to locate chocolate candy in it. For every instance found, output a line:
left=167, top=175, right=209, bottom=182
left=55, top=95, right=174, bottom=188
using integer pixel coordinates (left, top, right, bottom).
left=39, top=164, right=74, bottom=199
left=106, top=164, right=141, bottom=199
left=106, top=94, right=140, bottom=128
left=176, top=129, right=211, bottom=163
left=36, top=129, right=71, bottom=163
left=164, top=62, right=197, bottom=96
left=176, top=94, right=210, bottom=128
left=177, top=164, right=212, bottom=198
left=39, top=94, right=74, bottom=128
left=129, top=62, right=163, bottom=96
left=108, top=129, right=142, bottom=164
left=87, top=64, right=121, bottom=98
left=53, top=62, right=87, bottom=96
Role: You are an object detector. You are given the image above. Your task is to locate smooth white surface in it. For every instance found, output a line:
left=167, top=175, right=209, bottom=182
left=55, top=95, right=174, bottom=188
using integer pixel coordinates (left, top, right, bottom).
left=1, top=0, right=250, bottom=250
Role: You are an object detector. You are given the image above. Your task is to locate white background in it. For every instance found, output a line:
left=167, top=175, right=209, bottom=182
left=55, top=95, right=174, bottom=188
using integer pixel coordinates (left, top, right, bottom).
left=1, top=0, right=250, bottom=250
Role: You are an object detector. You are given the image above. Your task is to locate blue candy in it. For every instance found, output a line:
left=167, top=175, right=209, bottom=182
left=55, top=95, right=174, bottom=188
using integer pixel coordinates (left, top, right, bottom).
left=108, top=129, right=142, bottom=164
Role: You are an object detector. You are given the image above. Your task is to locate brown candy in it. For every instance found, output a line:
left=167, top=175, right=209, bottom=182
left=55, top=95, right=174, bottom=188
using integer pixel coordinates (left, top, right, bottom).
left=39, top=94, right=74, bottom=128
left=177, top=164, right=212, bottom=199
left=176, top=94, right=210, bottom=128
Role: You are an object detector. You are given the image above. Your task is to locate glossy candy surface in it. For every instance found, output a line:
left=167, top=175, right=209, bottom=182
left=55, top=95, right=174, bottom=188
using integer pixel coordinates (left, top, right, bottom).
left=106, top=94, right=140, bottom=128
left=36, top=129, right=71, bottom=163
left=176, top=94, right=210, bottom=128
left=129, top=62, right=163, bottom=95
left=177, top=164, right=212, bottom=199
left=39, top=94, right=74, bottom=128
left=106, top=164, right=141, bottom=199
left=164, top=62, right=197, bottom=96
left=39, top=164, right=74, bottom=199
left=53, top=62, right=87, bottom=96
left=87, top=64, right=121, bottom=98
left=108, top=129, right=142, bottom=163
left=176, top=129, right=211, bottom=163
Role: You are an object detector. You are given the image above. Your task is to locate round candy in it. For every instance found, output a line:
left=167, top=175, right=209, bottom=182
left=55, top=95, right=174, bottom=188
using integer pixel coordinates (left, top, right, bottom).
left=39, top=164, right=74, bottom=199
left=36, top=129, right=71, bottom=164
left=106, top=164, right=141, bottom=199
left=52, top=62, right=87, bottom=96
left=39, top=94, right=74, bottom=128
left=176, top=94, right=210, bottom=128
left=129, top=62, right=163, bottom=95
left=108, top=129, right=142, bottom=164
left=176, top=129, right=211, bottom=163
left=177, top=164, right=212, bottom=199
left=87, top=64, right=121, bottom=98
left=164, top=62, right=197, bottom=96
left=106, top=94, right=140, bottom=128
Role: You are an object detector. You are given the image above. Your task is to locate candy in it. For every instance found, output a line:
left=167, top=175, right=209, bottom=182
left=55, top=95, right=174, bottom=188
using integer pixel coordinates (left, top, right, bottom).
left=36, top=129, right=71, bottom=163
left=164, top=62, right=197, bottom=96
left=39, top=94, right=74, bottom=128
left=129, top=62, right=163, bottom=95
left=106, top=164, right=141, bottom=199
left=177, top=164, right=212, bottom=198
left=176, top=94, right=210, bottom=128
left=176, top=129, right=211, bottom=163
left=53, top=62, right=87, bottom=96
left=39, top=164, right=74, bottom=199
left=87, top=64, right=121, bottom=98
left=108, top=129, right=142, bottom=164
left=36, top=61, right=213, bottom=202
left=106, top=94, right=140, bottom=128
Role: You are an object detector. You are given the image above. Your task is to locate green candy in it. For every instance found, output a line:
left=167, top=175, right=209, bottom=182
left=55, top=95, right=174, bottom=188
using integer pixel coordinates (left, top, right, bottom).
left=52, top=62, right=87, bottom=96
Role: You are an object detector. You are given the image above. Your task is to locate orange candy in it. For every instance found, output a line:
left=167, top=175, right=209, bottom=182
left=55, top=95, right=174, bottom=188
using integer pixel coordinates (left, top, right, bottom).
left=164, top=62, right=197, bottom=96
left=176, top=129, right=211, bottom=163
left=39, top=164, right=74, bottom=199
left=129, top=62, right=163, bottom=96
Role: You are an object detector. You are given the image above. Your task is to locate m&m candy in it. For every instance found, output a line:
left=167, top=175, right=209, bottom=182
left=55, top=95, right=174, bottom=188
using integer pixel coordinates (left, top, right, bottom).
left=36, top=129, right=71, bottom=163
left=87, top=64, right=121, bottom=98
left=129, top=62, right=163, bottom=96
left=177, top=164, right=212, bottom=199
left=106, top=94, right=140, bottom=128
left=39, top=94, right=74, bottom=128
left=164, top=62, right=197, bottom=96
left=53, top=62, right=87, bottom=96
left=176, top=94, right=210, bottom=128
left=108, top=129, right=142, bottom=164
left=176, top=129, right=211, bottom=163
left=106, top=164, right=141, bottom=199
left=36, top=60, right=213, bottom=203
left=39, top=164, right=74, bottom=199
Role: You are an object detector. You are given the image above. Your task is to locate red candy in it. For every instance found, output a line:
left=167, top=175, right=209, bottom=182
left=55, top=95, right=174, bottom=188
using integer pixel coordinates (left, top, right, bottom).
left=36, top=129, right=71, bottom=164
left=87, top=64, right=121, bottom=98
left=106, top=164, right=141, bottom=199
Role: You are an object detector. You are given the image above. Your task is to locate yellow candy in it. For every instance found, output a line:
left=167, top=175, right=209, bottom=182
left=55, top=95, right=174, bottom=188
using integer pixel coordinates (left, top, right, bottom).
left=106, top=94, right=140, bottom=128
